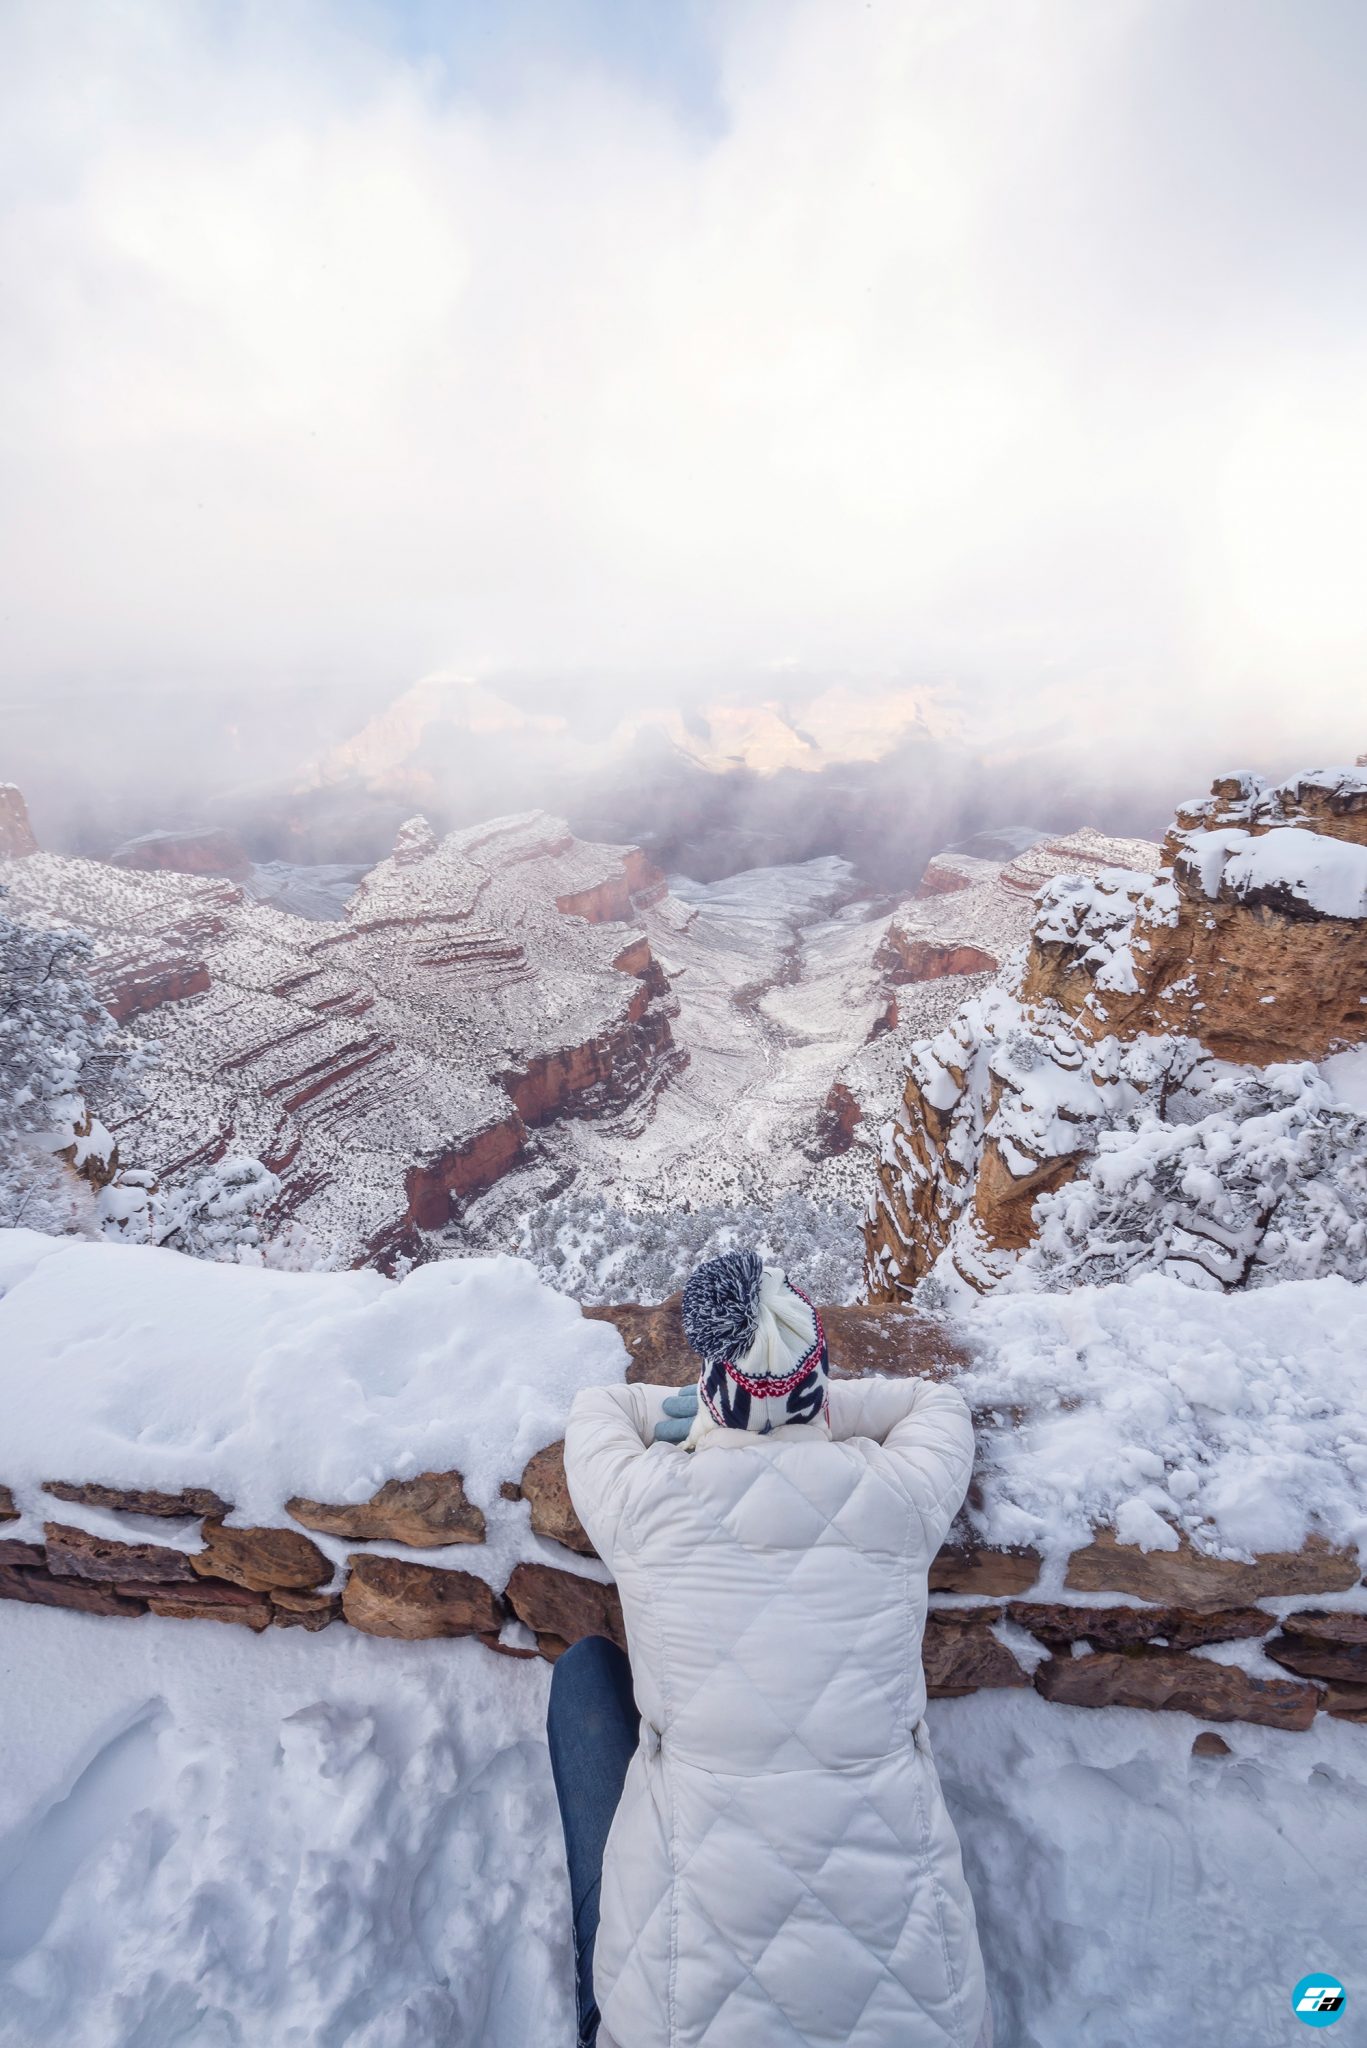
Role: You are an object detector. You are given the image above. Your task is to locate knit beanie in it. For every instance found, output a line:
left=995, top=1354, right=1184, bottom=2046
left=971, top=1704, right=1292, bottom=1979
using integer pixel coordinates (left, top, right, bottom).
left=679, top=1250, right=829, bottom=1444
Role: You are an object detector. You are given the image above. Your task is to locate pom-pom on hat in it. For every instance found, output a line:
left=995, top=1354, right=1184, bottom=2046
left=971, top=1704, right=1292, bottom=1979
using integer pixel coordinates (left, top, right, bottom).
left=680, top=1251, right=829, bottom=1439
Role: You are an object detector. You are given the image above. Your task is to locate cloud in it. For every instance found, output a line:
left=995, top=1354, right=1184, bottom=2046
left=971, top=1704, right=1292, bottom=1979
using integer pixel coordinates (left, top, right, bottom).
left=0, top=0, right=1363, bottom=771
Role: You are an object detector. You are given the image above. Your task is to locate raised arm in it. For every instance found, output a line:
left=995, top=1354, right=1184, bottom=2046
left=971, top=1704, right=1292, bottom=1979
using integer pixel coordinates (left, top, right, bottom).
left=828, top=1376, right=975, bottom=1556
left=563, top=1380, right=656, bottom=1570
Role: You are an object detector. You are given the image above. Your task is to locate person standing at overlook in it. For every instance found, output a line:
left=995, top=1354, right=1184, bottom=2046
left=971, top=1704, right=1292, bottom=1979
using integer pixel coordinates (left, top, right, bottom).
left=549, top=1249, right=991, bottom=2048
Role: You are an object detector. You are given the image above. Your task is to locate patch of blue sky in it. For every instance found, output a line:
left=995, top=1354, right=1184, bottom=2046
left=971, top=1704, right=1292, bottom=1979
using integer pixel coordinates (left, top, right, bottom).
left=345, top=0, right=729, bottom=132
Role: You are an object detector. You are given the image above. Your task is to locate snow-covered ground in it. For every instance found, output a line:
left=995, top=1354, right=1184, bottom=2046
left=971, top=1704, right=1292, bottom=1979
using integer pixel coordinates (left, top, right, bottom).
left=0, top=1232, right=623, bottom=1597
left=0, top=1608, right=567, bottom=2048
left=4, top=1232, right=1365, bottom=1593
left=954, top=1272, right=1367, bottom=1561
left=2, top=1233, right=1366, bottom=2042
left=2, top=1607, right=1363, bottom=2047
left=933, top=1687, right=1367, bottom=2046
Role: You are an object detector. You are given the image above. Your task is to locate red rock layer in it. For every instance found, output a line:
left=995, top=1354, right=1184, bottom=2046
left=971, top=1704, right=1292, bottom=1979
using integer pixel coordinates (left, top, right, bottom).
left=501, top=994, right=678, bottom=1128
left=913, top=857, right=973, bottom=897
left=556, top=848, right=668, bottom=924
left=876, top=928, right=999, bottom=983
left=113, top=828, right=254, bottom=882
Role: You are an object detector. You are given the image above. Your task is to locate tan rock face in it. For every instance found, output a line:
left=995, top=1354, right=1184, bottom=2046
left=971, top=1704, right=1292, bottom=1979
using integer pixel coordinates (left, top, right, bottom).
left=0, top=1563, right=146, bottom=1617
left=44, top=1480, right=232, bottom=1519
left=1007, top=1602, right=1270, bottom=1653
left=343, top=1554, right=503, bottom=1640
left=1065, top=876, right=1367, bottom=1065
left=1034, top=1649, right=1319, bottom=1731
left=4, top=1539, right=148, bottom=1616
left=143, top=1582, right=273, bottom=1630
left=929, top=1546, right=1042, bottom=1597
left=1264, top=1612, right=1367, bottom=1686
left=866, top=765, right=1367, bottom=1301
left=191, top=1522, right=331, bottom=1593
left=270, top=1589, right=343, bottom=1631
left=1319, top=1681, right=1367, bottom=1722
left=503, top=1560, right=626, bottom=1658
left=922, top=1615, right=1029, bottom=1697
left=0, top=1486, right=17, bottom=1523
left=44, top=1522, right=196, bottom=1584
left=514, top=1442, right=595, bottom=1556
left=584, top=1297, right=971, bottom=1387
left=287, top=1471, right=486, bottom=1548
left=1062, top=1530, right=1361, bottom=1611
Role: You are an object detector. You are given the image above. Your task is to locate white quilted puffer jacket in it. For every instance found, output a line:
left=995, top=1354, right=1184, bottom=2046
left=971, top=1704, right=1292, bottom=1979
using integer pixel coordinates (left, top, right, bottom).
left=564, top=1373, right=989, bottom=2048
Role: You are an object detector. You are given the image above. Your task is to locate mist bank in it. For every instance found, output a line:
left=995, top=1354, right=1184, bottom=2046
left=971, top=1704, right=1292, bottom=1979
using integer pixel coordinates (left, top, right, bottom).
left=1, top=673, right=1298, bottom=896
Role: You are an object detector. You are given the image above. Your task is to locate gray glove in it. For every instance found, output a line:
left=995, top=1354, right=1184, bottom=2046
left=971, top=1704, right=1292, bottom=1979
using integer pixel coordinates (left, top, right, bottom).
left=652, top=1386, right=699, bottom=1444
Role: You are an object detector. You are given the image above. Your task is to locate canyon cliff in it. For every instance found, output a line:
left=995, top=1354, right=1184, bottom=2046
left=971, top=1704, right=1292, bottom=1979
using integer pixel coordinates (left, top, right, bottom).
left=866, top=767, right=1367, bottom=1302
left=0, top=809, right=681, bottom=1267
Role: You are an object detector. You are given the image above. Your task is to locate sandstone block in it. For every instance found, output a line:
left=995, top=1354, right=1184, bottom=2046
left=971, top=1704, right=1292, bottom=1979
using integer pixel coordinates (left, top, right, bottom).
left=191, top=1521, right=331, bottom=1593
left=1062, top=1529, right=1360, bottom=1611
left=342, top=1554, right=503, bottom=1640
left=145, top=1583, right=273, bottom=1630
left=1265, top=1624, right=1367, bottom=1686
left=44, top=1480, right=232, bottom=1519
left=585, top=1298, right=969, bottom=1388
left=503, top=1561, right=625, bottom=1658
left=118, top=1574, right=264, bottom=1609
left=0, top=1486, right=17, bottom=1523
left=1269, top=1610, right=1367, bottom=1645
left=516, top=1442, right=594, bottom=1557
left=44, top=1521, right=196, bottom=1584
left=271, top=1589, right=343, bottom=1631
left=0, top=1540, right=47, bottom=1572
left=1034, top=1649, right=1318, bottom=1731
left=1007, top=1601, right=1270, bottom=1653
left=922, top=1616, right=1029, bottom=1697
left=929, top=1545, right=1041, bottom=1596
left=287, top=1471, right=485, bottom=1548
left=1319, top=1681, right=1367, bottom=1723
left=1, top=1562, right=145, bottom=1617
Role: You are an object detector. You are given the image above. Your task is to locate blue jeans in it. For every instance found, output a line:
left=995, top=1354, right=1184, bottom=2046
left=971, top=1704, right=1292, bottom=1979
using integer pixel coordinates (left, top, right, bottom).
left=547, top=1635, right=640, bottom=2048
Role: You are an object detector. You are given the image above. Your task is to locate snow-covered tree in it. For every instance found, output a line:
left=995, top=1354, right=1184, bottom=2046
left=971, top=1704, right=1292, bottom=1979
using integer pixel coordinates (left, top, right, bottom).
left=1020, top=1059, right=1367, bottom=1292
left=0, top=890, right=138, bottom=1232
left=512, top=1188, right=865, bottom=1304
left=97, top=1154, right=321, bottom=1266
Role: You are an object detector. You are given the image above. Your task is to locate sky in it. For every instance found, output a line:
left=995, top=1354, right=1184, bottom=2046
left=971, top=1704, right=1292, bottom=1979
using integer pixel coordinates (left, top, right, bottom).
left=1, top=0, right=1364, bottom=775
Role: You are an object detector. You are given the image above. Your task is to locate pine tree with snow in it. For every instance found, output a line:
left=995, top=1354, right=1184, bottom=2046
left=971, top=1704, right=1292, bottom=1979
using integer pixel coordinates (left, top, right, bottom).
left=0, top=888, right=137, bottom=1232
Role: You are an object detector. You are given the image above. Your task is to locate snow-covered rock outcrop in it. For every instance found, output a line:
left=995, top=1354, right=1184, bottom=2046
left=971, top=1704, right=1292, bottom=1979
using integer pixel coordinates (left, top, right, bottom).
left=866, top=767, right=1367, bottom=1302
left=0, top=783, right=37, bottom=859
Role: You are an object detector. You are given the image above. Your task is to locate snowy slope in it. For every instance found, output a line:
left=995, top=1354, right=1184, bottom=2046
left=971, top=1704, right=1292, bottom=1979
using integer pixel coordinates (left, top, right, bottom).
left=0, top=1610, right=567, bottom=2048
left=2, top=1227, right=1365, bottom=2044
